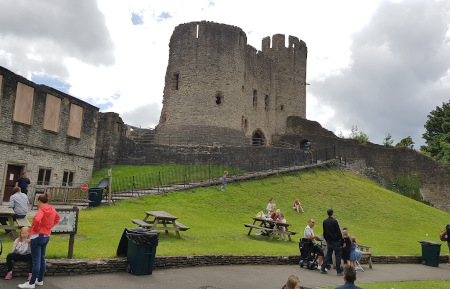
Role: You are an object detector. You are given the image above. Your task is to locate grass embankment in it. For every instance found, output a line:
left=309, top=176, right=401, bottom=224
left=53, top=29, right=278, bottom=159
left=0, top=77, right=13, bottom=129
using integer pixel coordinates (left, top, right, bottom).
left=0, top=168, right=448, bottom=259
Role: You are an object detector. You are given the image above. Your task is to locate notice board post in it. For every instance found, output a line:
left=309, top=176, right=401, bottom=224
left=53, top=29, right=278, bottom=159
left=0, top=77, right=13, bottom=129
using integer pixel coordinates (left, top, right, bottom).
left=51, top=207, right=79, bottom=259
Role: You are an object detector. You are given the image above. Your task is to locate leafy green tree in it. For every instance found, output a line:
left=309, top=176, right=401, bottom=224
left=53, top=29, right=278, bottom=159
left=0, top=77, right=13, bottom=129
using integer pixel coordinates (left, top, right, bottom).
left=396, top=136, right=414, bottom=149
left=350, top=125, right=369, bottom=145
left=383, top=133, right=394, bottom=148
left=421, top=101, right=450, bottom=165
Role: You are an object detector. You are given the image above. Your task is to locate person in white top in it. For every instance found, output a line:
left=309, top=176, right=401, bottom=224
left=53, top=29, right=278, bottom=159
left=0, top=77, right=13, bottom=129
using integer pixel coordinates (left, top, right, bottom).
left=304, top=218, right=324, bottom=270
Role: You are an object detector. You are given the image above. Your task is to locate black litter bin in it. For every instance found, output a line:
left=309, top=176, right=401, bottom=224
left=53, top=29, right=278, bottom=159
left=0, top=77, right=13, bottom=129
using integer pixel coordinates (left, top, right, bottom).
left=418, top=240, right=441, bottom=267
left=88, top=188, right=103, bottom=207
left=117, top=228, right=160, bottom=275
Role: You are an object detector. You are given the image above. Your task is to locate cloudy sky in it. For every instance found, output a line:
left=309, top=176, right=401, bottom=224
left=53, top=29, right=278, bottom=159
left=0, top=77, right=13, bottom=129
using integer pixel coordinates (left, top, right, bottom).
left=0, top=0, right=449, bottom=148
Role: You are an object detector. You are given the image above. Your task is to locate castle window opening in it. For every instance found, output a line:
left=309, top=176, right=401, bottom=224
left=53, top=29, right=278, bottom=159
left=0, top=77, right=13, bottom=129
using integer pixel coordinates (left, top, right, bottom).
left=172, top=73, right=179, bottom=90
left=241, top=116, right=248, bottom=130
left=196, top=24, right=199, bottom=38
left=280, top=104, right=284, bottom=111
left=253, top=90, right=257, bottom=108
left=215, top=92, right=224, bottom=105
left=252, top=130, right=266, bottom=146
left=62, top=171, right=74, bottom=186
left=264, top=95, right=269, bottom=111
left=37, top=168, right=52, bottom=186
left=300, top=139, right=311, bottom=151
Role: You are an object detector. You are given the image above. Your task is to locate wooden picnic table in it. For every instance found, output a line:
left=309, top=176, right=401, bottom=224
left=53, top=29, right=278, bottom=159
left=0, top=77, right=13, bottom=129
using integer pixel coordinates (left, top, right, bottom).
left=244, top=216, right=298, bottom=241
left=0, top=206, right=17, bottom=237
left=131, top=210, right=190, bottom=238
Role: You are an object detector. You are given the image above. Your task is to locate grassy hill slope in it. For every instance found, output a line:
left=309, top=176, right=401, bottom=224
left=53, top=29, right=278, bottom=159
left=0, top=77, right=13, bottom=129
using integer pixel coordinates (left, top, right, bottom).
left=2, top=168, right=448, bottom=259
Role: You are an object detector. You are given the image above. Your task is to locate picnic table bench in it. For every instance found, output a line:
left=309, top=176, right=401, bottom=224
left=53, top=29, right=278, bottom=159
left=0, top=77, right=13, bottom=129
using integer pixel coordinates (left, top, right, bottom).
left=244, top=216, right=298, bottom=241
left=132, top=211, right=190, bottom=238
left=357, top=244, right=373, bottom=268
left=0, top=207, right=31, bottom=238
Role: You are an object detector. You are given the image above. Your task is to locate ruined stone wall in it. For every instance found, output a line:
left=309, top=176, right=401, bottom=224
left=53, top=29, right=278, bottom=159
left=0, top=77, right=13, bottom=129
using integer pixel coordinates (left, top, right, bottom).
left=156, top=21, right=307, bottom=146
left=94, top=112, right=127, bottom=169
left=0, top=66, right=98, bottom=198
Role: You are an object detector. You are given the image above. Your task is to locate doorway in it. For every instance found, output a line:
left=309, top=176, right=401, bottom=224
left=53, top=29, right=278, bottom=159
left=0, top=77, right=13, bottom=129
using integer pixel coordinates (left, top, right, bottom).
left=3, top=165, right=22, bottom=201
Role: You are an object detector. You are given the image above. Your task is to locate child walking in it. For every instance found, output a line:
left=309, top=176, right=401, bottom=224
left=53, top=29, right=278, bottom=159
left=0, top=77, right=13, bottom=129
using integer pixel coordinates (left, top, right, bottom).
left=349, top=235, right=362, bottom=267
left=5, top=227, right=32, bottom=280
left=221, top=171, right=228, bottom=191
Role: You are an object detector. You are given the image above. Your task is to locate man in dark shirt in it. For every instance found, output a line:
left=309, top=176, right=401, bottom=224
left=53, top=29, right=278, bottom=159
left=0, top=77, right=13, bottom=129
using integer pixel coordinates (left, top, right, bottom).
left=321, top=208, right=343, bottom=275
left=16, top=172, right=31, bottom=195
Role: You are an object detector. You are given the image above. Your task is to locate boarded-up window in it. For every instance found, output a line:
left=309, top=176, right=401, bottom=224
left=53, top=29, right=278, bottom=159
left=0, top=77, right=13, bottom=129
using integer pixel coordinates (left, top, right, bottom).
left=67, top=104, right=83, bottom=138
left=13, top=82, right=34, bottom=125
left=43, top=94, right=61, bottom=132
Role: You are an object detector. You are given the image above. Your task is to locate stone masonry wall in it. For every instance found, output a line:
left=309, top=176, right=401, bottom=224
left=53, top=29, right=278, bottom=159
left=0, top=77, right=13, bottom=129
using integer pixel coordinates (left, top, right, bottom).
left=0, top=255, right=446, bottom=276
left=0, top=66, right=98, bottom=198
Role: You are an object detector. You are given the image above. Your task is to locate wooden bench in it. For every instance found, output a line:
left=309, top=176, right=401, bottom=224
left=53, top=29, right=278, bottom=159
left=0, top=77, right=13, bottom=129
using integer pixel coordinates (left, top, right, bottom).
left=175, top=221, right=190, bottom=231
left=15, top=218, right=31, bottom=228
left=357, top=244, right=373, bottom=268
left=244, top=223, right=274, bottom=235
left=132, top=219, right=190, bottom=231
left=131, top=219, right=152, bottom=228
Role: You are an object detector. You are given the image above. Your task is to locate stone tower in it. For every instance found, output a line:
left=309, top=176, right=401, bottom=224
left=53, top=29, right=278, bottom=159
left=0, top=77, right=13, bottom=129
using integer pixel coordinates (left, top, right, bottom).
left=156, top=21, right=307, bottom=146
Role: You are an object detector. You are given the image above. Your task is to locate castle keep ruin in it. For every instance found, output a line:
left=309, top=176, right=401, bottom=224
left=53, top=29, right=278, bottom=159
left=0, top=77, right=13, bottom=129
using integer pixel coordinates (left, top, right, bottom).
left=156, top=21, right=307, bottom=146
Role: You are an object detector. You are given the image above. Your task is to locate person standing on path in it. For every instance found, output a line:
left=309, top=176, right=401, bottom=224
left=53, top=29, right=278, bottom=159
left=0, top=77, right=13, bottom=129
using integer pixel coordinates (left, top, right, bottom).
left=15, top=172, right=31, bottom=195
left=18, top=192, right=60, bottom=289
left=333, top=265, right=364, bottom=289
left=321, top=208, right=343, bottom=275
left=221, top=171, right=228, bottom=191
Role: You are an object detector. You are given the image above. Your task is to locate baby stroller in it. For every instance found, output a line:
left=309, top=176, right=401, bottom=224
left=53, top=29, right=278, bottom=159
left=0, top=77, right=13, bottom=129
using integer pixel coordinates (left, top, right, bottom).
left=299, top=238, right=321, bottom=270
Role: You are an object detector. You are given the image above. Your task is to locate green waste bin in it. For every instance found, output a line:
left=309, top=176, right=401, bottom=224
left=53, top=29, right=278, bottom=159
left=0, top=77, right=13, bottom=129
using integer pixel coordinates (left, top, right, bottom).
left=88, top=188, right=103, bottom=207
left=418, top=241, right=441, bottom=267
left=125, top=228, right=160, bottom=275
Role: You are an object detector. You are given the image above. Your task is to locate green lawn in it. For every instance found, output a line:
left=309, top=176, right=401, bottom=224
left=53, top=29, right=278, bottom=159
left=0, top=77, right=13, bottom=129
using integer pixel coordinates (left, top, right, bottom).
left=0, top=168, right=448, bottom=259
left=318, top=280, right=450, bottom=289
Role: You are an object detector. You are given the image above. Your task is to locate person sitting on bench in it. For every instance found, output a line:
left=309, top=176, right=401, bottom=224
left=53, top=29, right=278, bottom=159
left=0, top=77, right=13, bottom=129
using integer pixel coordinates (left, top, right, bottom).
left=0, top=187, right=28, bottom=233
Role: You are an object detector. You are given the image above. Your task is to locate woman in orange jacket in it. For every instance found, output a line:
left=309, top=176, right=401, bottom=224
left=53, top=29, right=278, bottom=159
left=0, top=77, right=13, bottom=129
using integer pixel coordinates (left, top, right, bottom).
left=18, top=192, right=60, bottom=289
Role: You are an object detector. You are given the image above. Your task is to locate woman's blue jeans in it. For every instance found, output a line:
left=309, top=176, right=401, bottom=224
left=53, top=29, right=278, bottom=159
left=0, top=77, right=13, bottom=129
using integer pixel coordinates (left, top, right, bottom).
left=30, top=235, right=50, bottom=284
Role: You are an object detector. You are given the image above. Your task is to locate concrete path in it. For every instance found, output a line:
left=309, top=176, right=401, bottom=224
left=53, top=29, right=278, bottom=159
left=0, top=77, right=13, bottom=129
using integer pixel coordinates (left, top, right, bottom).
left=1, top=263, right=449, bottom=289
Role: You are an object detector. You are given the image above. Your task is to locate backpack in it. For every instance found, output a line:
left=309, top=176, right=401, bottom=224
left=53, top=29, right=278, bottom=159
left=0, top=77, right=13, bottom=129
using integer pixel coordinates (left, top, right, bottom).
left=440, top=229, right=448, bottom=242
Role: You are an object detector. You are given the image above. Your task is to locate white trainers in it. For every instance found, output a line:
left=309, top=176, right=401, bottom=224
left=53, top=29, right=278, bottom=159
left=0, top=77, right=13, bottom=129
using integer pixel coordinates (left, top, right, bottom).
left=35, top=281, right=43, bottom=286
left=18, top=281, right=35, bottom=288
left=317, top=265, right=321, bottom=270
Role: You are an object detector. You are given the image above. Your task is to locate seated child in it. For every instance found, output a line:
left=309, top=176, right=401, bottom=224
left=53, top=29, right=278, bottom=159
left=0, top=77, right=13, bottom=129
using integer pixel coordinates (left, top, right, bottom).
left=293, top=199, right=305, bottom=214
left=5, top=226, right=32, bottom=281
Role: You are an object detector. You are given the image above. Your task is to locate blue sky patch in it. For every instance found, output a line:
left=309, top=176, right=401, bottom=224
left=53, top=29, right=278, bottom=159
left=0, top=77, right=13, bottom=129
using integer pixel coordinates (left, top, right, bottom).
left=131, top=12, right=144, bottom=25
left=32, top=74, right=71, bottom=94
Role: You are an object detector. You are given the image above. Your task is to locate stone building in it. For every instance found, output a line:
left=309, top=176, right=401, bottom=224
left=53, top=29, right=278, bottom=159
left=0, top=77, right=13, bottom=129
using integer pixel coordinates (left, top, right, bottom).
left=0, top=66, right=99, bottom=202
left=156, top=21, right=308, bottom=146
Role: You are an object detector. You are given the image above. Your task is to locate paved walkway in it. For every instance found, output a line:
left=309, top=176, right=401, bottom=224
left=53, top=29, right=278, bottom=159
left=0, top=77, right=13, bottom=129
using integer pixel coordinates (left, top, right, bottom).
left=1, top=263, right=449, bottom=289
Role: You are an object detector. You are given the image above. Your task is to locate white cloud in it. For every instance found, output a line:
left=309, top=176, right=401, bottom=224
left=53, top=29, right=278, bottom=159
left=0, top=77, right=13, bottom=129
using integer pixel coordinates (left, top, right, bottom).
left=0, top=0, right=448, bottom=146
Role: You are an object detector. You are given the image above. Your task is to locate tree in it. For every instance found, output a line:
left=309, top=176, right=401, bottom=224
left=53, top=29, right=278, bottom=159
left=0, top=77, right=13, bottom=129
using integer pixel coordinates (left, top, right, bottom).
left=396, top=136, right=414, bottom=149
left=383, top=133, right=394, bottom=148
left=421, top=101, right=450, bottom=165
left=350, top=125, right=369, bottom=145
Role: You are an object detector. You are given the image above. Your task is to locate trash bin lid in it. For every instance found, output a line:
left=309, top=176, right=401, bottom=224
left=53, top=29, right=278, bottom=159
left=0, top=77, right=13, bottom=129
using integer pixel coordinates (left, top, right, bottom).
left=418, top=240, right=441, bottom=246
left=126, top=228, right=160, bottom=246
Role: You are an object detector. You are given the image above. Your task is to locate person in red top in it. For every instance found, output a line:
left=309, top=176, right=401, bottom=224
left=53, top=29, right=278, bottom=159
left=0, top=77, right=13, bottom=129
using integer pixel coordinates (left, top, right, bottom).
left=18, top=192, right=60, bottom=289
